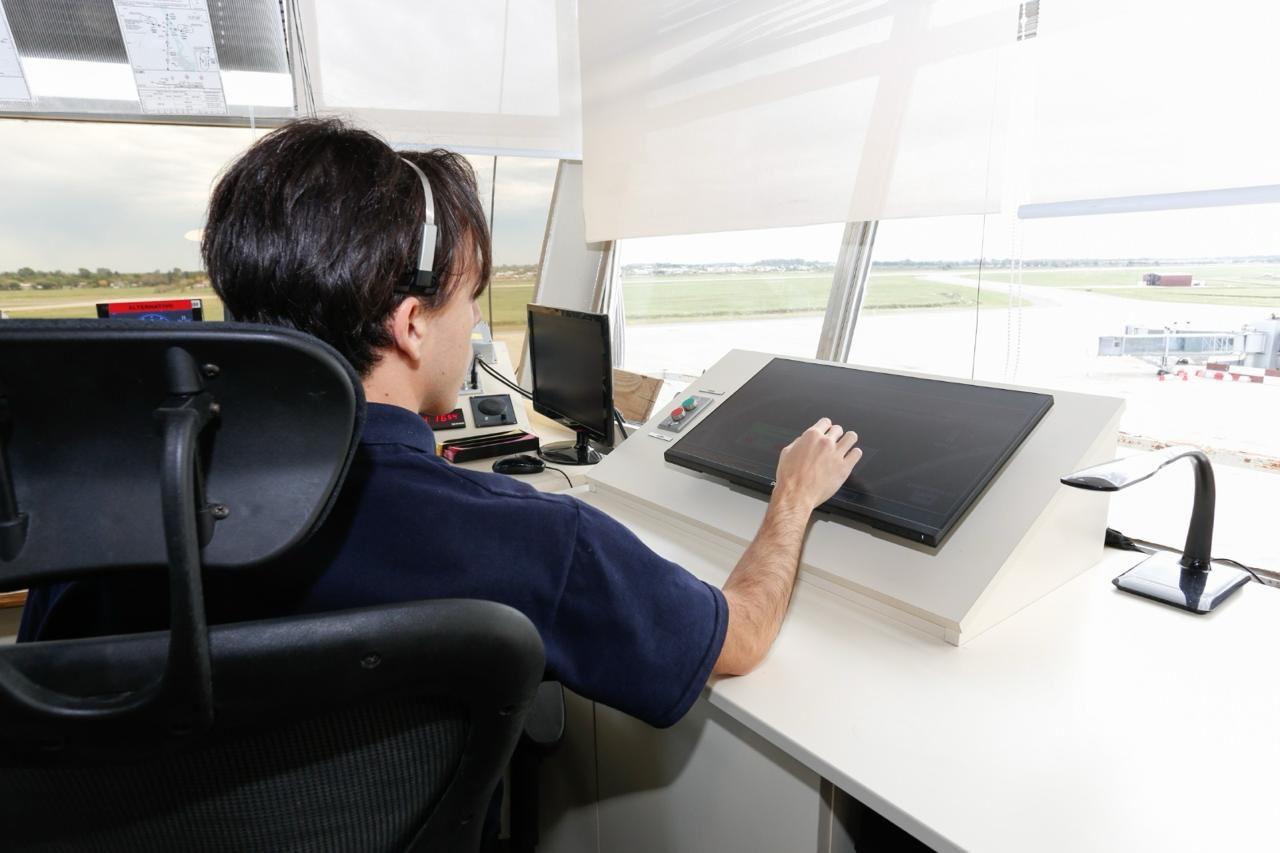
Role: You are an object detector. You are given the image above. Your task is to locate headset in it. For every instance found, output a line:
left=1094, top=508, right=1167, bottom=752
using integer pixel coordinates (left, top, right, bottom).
left=396, top=156, right=440, bottom=297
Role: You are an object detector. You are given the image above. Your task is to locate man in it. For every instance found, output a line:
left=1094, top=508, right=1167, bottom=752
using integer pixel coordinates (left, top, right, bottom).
left=21, top=119, right=862, bottom=728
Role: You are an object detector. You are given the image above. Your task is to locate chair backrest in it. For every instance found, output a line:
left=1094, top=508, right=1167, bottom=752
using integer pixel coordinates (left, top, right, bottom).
left=0, top=599, right=544, bottom=853
left=0, top=320, right=545, bottom=852
left=0, top=319, right=364, bottom=577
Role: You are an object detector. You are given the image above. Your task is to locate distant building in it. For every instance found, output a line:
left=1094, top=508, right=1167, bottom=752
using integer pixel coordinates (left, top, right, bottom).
left=1142, top=273, right=1194, bottom=287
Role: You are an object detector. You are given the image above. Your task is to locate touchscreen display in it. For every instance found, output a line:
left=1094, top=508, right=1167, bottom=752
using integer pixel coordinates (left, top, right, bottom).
left=664, top=359, right=1053, bottom=547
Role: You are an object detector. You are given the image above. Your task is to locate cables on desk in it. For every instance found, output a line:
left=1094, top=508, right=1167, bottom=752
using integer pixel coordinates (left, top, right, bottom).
left=542, top=465, right=574, bottom=490
left=1106, top=527, right=1270, bottom=586
left=474, top=356, right=633, bottom=445
left=475, top=355, right=532, bottom=399
left=1208, top=556, right=1266, bottom=586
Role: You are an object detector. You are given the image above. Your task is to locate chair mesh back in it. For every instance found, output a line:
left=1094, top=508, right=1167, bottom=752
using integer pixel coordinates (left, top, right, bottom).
left=0, top=696, right=468, bottom=853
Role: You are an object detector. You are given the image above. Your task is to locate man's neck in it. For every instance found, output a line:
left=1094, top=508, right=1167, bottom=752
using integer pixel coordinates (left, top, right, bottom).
left=362, top=364, right=421, bottom=413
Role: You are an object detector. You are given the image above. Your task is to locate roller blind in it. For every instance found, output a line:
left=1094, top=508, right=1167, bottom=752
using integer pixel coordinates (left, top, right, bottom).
left=1019, top=0, right=1280, bottom=217
left=298, top=0, right=582, bottom=157
left=579, top=0, right=1024, bottom=241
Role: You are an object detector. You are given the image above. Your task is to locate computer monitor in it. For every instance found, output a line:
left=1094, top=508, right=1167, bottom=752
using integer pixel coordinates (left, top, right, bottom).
left=526, top=304, right=614, bottom=466
left=96, top=299, right=203, bottom=322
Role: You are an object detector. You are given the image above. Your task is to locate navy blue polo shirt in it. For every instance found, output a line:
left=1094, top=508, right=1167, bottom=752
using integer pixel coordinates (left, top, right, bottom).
left=20, top=403, right=729, bottom=728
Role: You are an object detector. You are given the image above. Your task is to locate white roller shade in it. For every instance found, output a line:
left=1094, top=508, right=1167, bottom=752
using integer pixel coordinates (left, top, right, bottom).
left=300, top=0, right=582, bottom=157
left=579, top=0, right=1023, bottom=242
left=1020, top=0, right=1280, bottom=216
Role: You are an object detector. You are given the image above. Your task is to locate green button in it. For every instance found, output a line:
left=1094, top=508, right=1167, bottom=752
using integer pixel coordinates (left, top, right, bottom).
left=682, top=396, right=697, bottom=410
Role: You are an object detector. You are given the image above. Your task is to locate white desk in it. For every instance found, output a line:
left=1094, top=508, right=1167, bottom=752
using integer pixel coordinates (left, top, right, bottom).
left=451, top=403, right=595, bottom=491
left=536, top=486, right=1280, bottom=853
left=479, top=347, right=1279, bottom=851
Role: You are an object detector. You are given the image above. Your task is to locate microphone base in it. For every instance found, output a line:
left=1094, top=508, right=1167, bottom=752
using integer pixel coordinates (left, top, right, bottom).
left=1113, top=551, right=1249, bottom=614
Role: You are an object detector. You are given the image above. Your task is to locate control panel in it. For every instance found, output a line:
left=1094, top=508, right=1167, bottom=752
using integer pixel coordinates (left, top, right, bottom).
left=470, top=393, right=518, bottom=428
left=656, top=394, right=715, bottom=434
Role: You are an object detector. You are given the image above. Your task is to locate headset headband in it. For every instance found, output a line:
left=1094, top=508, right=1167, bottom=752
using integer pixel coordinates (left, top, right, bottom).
left=396, top=156, right=439, bottom=296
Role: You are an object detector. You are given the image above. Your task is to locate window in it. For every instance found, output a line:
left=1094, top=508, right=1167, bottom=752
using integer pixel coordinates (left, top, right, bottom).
left=618, top=223, right=845, bottom=385
left=479, top=156, right=558, bottom=356
left=0, top=121, right=557, bottom=337
left=860, top=205, right=1280, bottom=461
left=0, top=118, right=261, bottom=320
left=849, top=214, right=998, bottom=380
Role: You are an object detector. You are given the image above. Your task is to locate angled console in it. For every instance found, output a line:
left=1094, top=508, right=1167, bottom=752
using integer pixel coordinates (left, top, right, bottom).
left=588, top=350, right=1124, bottom=645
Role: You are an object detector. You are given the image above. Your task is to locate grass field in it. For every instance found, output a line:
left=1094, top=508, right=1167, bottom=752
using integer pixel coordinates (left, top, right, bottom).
left=619, top=272, right=1013, bottom=323
left=6, top=262, right=1277, bottom=327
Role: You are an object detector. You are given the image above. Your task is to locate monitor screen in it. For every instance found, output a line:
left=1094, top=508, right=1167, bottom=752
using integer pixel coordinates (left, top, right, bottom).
left=664, top=358, right=1054, bottom=547
left=96, top=299, right=203, bottom=322
left=527, top=304, right=613, bottom=443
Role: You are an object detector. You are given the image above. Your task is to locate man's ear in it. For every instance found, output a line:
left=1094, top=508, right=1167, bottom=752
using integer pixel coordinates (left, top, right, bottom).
left=388, top=297, right=429, bottom=365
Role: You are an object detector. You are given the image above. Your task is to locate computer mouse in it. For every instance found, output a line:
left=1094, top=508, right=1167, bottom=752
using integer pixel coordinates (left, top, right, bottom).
left=492, top=454, right=546, bottom=475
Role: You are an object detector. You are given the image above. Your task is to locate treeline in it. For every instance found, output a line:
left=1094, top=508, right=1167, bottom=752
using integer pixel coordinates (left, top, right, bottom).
left=1, top=266, right=540, bottom=290
left=0, top=268, right=209, bottom=291
left=493, top=264, right=539, bottom=279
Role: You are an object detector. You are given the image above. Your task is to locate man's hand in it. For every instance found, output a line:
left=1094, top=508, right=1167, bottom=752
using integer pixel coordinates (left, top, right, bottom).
left=773, top=418, right=863, bottom=512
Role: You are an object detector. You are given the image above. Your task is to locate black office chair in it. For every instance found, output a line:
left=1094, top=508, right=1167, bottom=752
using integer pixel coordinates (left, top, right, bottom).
left=0, top=320, right=545, bottom=852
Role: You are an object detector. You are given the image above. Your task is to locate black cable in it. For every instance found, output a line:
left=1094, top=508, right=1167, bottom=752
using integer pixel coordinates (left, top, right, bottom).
left=1108, top=528, right=1269, bottom=585
left=1213, top=557, right=1265, bottom=586
left=1104, top=527, right=1150, bottom=554
left=1129, top=536, right=1267, bottom=584
left=542, top=465, right=574, bottom=490
left=612, top=407, right=629, bottom=443
left=475, top=355, right=532, bottom=399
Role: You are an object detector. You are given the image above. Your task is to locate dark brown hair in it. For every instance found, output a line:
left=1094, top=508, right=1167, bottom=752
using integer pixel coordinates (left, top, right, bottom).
left=202, top=117, right=491, bottom=375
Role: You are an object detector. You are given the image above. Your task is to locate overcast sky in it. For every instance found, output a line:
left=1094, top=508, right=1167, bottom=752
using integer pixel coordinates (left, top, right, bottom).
left=0, top=119, right=557, bottom=272
left=3, top=119, right=1278, bottom=273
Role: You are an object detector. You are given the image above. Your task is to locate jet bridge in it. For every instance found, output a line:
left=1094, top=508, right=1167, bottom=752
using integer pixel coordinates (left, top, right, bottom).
left=1098, top=319, right=1280, bottom=371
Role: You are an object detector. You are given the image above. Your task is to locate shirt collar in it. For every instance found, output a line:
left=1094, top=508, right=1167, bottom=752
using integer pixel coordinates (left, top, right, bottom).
left=360, top=403, right=438, bottom=455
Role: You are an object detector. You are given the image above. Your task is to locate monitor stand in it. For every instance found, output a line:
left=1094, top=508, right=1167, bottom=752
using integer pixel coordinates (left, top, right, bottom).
left=539, top=429, right=602, bottom=466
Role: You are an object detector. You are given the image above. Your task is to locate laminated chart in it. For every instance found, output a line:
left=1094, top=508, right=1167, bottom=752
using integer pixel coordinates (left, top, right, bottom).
left=114, top=0, right=226, bottom=115
left=0, top=0, right=31, bottom=102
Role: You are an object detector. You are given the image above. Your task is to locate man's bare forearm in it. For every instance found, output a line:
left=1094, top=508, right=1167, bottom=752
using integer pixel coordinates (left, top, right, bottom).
left=713, top=490, right=813, bottom=675
left=711, top=418, right=861, bottom=677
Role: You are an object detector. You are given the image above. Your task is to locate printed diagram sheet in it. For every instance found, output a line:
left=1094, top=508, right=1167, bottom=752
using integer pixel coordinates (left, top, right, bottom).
left=113, top=0, right=226, bottom=115
left=0, top=0, right=32, bottom=102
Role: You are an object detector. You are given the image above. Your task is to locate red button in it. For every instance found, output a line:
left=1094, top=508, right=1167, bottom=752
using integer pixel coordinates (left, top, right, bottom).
left=670, top=406, right=685, bottom=421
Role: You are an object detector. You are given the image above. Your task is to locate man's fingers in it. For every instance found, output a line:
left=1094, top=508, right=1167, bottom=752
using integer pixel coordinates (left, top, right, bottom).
left=826, top=424, right=844, bottom=442
left=836, top=430, right=859, bottom=454
left=811, top=417, right=833, bottom=433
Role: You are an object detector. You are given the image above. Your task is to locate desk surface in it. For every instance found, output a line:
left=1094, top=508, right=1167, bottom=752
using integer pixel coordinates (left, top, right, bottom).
left=581, top=488, right=1280, bottom=853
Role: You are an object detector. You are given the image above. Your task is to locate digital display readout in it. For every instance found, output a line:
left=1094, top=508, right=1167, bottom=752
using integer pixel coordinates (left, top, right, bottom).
left=424, top=408, right=467, bottom=430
